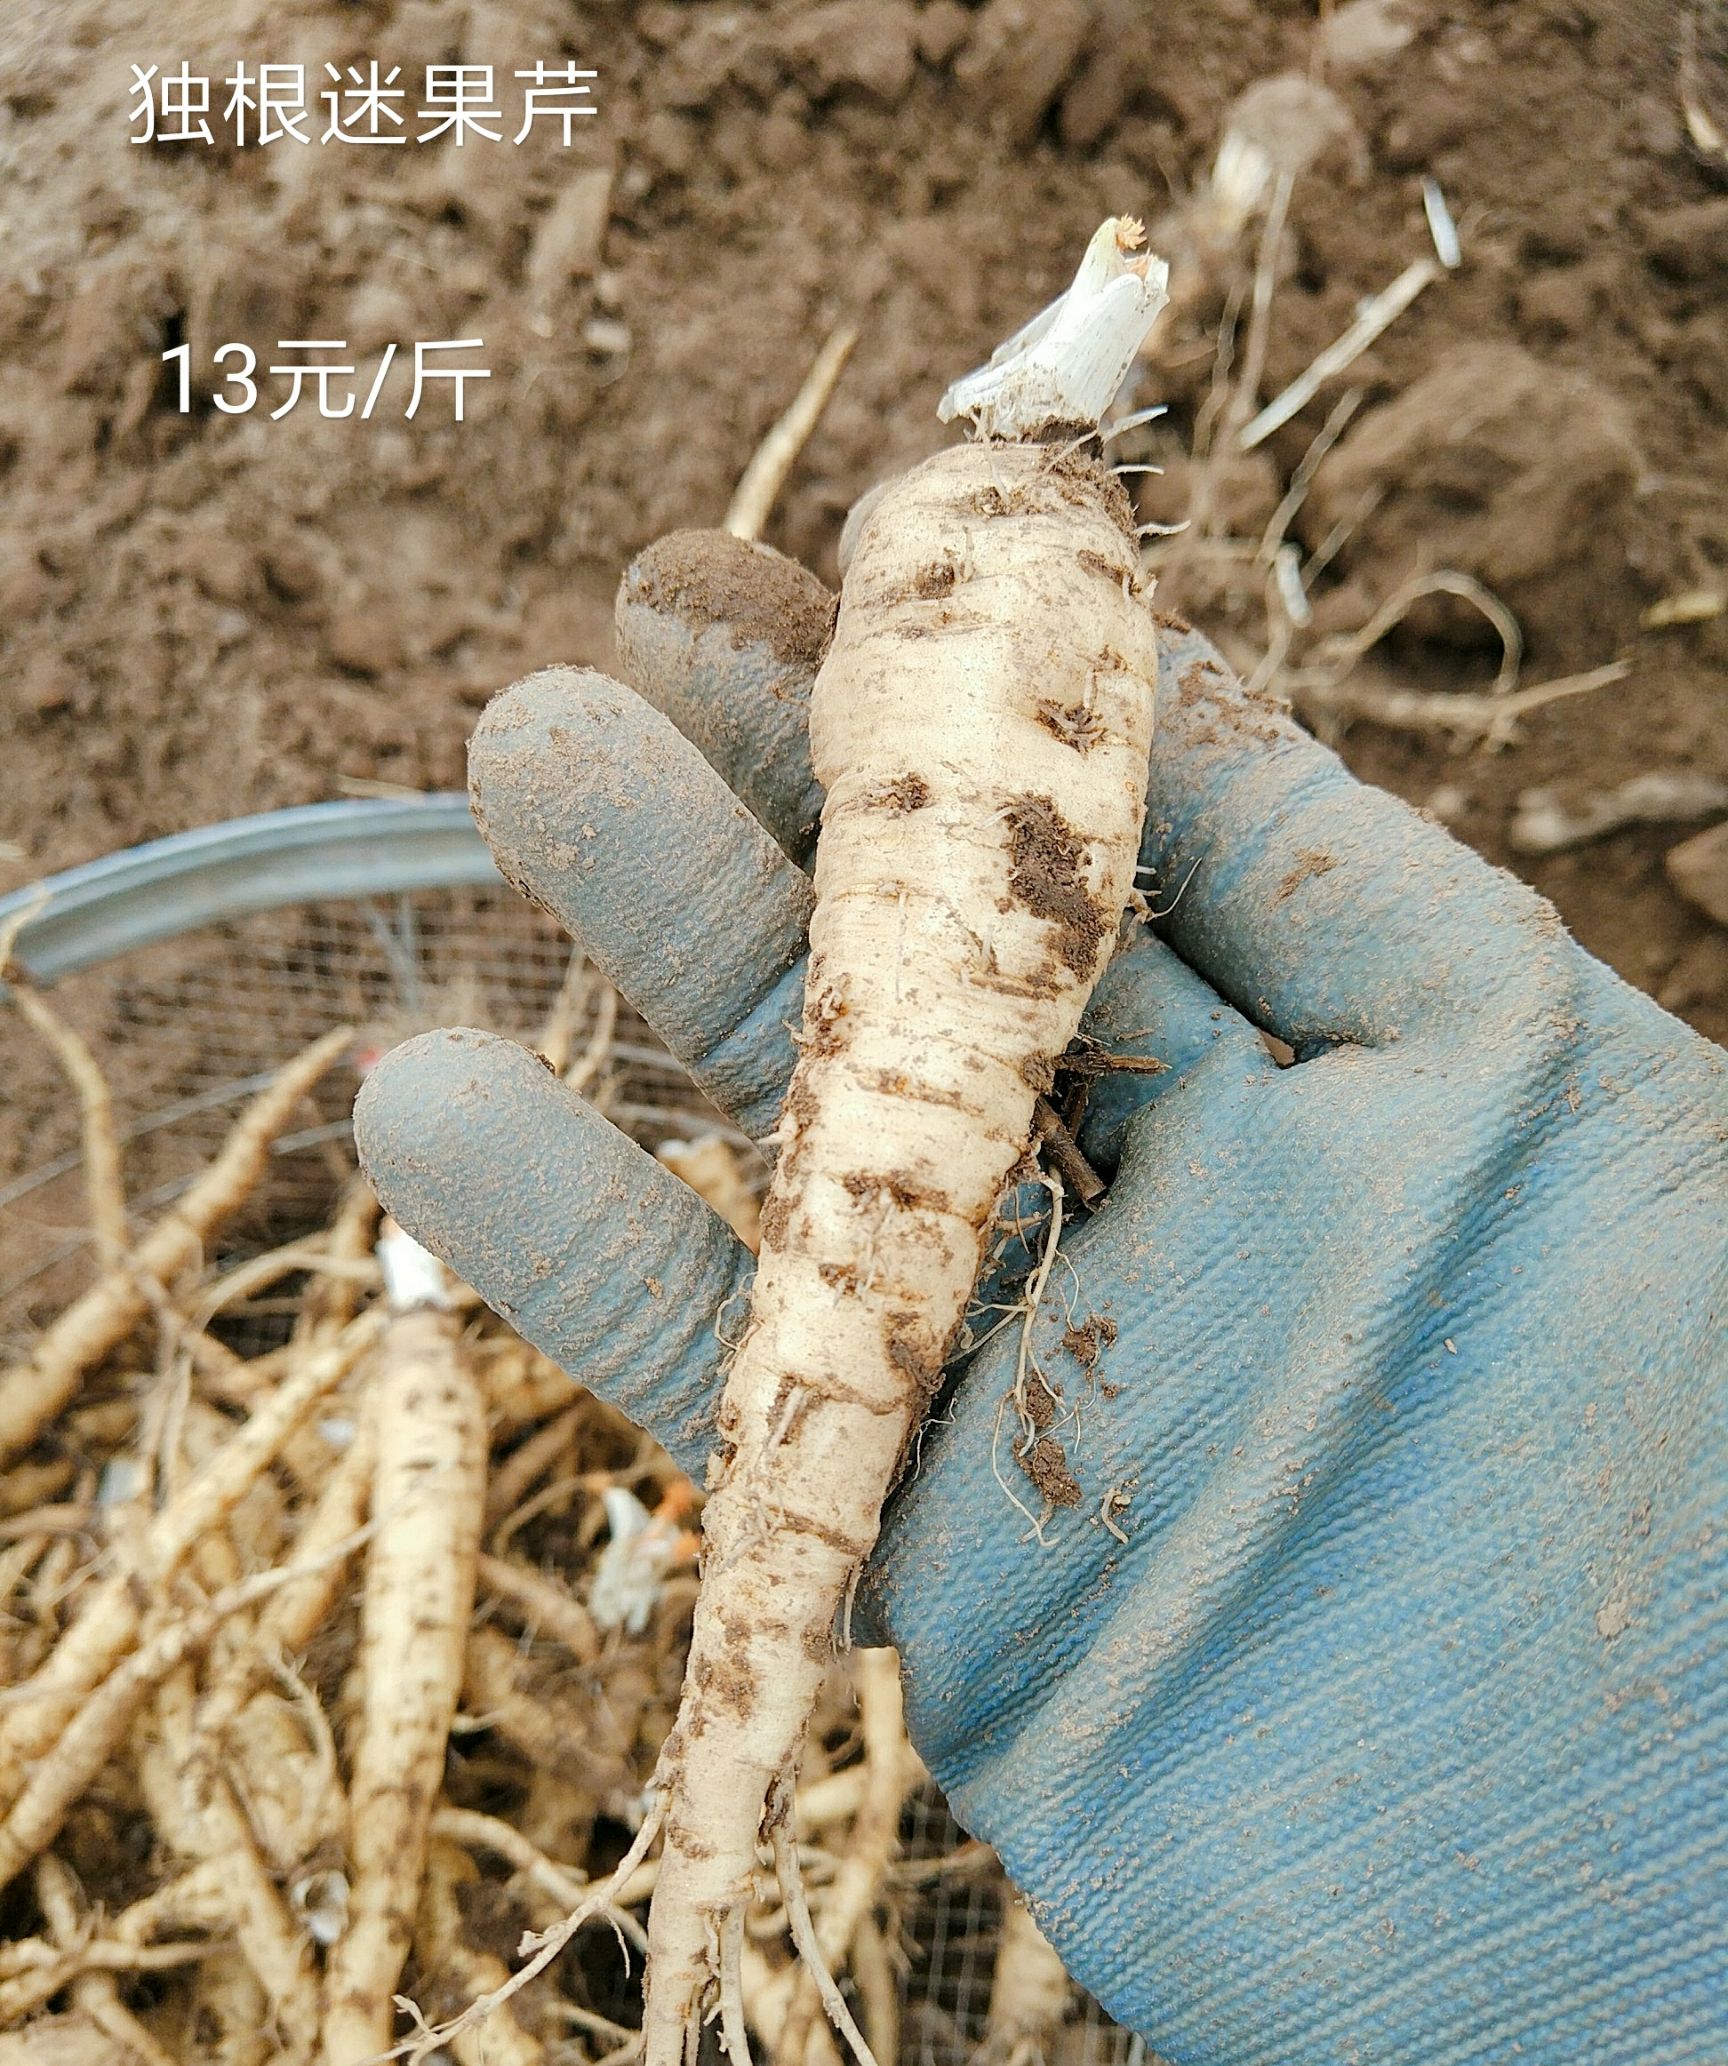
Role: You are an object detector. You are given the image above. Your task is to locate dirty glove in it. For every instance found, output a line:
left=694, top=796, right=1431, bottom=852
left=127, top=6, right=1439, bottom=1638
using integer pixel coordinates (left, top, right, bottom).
left=355, top=530, right=1728, bottom=2066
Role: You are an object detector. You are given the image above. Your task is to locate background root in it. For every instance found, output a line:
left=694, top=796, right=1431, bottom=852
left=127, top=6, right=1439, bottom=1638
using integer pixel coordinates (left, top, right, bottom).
left=0, top=1028, right=1106, bottom=2066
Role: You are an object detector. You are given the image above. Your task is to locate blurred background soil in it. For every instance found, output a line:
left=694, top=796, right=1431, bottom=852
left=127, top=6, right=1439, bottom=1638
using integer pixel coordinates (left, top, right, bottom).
left=1, top=0, right=1725, bottom=1048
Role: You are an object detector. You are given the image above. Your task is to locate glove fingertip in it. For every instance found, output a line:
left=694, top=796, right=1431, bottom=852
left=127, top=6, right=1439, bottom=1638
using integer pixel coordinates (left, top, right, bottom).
left=355, top=1026, right=744, bottom=1480
left=617, top=530, right=835, bottom=679
left=465, top=665, right=814, bottom=1093
left=616, top=532, right=833, bottom=865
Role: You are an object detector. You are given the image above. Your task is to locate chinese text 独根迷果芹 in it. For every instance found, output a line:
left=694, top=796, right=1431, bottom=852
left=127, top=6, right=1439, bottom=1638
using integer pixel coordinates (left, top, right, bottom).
left=128, top=62, right=598, bottom=148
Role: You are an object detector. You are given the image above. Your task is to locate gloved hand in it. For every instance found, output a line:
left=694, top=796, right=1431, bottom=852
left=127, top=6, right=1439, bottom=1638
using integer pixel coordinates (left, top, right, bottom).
left=355, top=528, right=1728, bottom=2066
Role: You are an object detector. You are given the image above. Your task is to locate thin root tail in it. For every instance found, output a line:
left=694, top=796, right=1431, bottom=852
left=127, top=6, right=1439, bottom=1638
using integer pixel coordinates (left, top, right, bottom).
left=397, top=1798, right=666, bottom=2065
left=773, top=1815, right=882, bottom=2066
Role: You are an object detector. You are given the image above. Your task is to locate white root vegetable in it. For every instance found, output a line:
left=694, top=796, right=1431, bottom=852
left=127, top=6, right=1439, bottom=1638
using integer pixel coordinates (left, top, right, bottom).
left=139, top=1664, right=322, bottom=2064
left=321, top=1233, right=486, bottom=2066
left=188, top=1405, right=379, bottom=1769
left=4, top=974, right=128, bottom=1273
left=636, top=220, right=1167, bottom=2064
left=0, top=1559, right=335, bottom=1901
left=181, top=1952, right=272, bottom=2066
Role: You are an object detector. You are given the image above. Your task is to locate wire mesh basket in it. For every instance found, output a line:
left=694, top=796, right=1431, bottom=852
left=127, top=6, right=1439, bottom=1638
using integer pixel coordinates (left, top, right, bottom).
left=0, top=799, right=1147, bottom=2066
left=0, top=800, right=773, bottom=1348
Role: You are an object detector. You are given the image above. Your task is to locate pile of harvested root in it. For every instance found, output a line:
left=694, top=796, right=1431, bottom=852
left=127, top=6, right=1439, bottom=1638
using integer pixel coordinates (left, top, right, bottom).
left=0, top=962, right=1093, bottom=2066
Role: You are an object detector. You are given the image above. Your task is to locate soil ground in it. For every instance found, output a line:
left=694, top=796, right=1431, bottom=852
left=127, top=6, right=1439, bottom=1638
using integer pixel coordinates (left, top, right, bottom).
left=1, top=0, right=1724, bottom=1028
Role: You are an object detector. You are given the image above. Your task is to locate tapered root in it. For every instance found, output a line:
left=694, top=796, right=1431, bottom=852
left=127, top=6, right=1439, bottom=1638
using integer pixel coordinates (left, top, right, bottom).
left=636, top=1778, right=889, bottom=2066
left=639, top=426, right=1157, bottom=2066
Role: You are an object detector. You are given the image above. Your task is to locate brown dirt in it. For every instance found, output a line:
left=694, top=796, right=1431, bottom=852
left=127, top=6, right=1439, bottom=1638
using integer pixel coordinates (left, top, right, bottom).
left=624, top=530, right=838, bottom=671
left=1016, top=1432, right=1085, bottom=1510
left=1060, top=1312, right=1118, bottom=1375
left=1003, top=793, right=1109, bottom=977
left=1, top=0, right=1725, bottom=1065
left=1012, top=1372, right=1085, bottom=1508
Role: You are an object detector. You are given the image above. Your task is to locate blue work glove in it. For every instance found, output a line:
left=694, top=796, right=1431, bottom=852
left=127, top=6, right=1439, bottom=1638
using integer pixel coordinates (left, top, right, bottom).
left=355, top=529, right=1728, bottom=2066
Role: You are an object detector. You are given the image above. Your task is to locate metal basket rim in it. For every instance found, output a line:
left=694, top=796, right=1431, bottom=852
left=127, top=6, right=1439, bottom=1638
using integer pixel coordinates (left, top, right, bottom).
left=1, top=795, right=498, bottom=988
